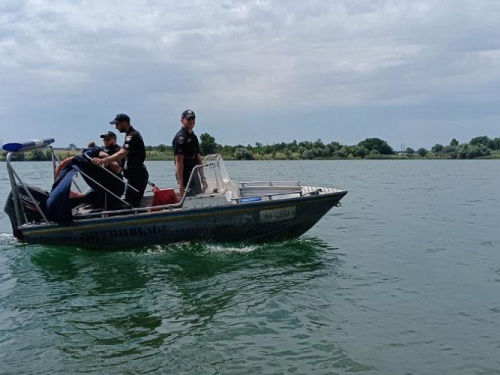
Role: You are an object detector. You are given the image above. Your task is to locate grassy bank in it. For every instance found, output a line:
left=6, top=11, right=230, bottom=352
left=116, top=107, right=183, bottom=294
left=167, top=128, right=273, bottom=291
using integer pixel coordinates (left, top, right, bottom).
left=2, top=149, right=500, bottom=162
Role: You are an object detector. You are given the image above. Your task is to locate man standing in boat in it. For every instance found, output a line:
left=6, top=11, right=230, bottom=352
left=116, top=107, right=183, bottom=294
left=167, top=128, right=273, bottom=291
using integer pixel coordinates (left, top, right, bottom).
left=172, top=109, right=208, bottom=197
left=92, top=114, right=149, bottom=207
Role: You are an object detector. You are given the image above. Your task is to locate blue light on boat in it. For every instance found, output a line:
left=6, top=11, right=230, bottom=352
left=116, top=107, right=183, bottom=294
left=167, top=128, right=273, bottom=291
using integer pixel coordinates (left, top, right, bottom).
left=2, top=139, right=55, bottom=152
left=240, top=197, right=262, bottom=203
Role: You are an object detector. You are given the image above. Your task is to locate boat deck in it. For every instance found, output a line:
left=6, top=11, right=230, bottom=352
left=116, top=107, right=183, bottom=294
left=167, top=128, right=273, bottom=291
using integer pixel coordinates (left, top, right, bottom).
left=70, top=184, right=344, bottom=222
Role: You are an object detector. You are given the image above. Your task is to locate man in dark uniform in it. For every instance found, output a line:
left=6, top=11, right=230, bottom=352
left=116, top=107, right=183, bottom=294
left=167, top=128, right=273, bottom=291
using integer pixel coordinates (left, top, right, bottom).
left=93, top=114, right=149, bottom=207
left=87, top=130, right=124, bottom=173
left=87, top=130, right=125, bottom=208
left=100, top=131, right=123, bottom=163
left=172, top=109, right=208, bottom=197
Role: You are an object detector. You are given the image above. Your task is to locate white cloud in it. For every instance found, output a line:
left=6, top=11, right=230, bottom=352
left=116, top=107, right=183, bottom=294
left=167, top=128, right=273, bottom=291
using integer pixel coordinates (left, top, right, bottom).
left=1, top=0, right=499, bottom=147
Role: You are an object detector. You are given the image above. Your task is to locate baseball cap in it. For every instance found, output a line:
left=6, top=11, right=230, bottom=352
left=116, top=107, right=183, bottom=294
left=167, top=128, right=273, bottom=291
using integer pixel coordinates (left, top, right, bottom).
left=181, top=109, right=196, bottom=120
left=110, top=113, right=130, bottom=124
left=100, top=131, right=117, bottom=139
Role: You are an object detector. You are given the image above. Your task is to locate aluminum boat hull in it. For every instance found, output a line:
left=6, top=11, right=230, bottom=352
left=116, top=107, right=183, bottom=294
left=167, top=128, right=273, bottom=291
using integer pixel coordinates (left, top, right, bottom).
left=19, top=191, right=346, bottom=250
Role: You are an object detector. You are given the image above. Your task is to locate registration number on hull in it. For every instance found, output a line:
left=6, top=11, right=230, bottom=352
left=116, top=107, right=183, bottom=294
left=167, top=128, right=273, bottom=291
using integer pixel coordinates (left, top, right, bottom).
left=259, top=206, right=296, bottom=223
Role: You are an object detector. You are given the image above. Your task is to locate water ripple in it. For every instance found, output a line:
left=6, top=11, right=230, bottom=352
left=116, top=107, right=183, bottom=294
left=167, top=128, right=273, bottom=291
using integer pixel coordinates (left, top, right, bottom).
left=2, top=160, right=500, bottom=374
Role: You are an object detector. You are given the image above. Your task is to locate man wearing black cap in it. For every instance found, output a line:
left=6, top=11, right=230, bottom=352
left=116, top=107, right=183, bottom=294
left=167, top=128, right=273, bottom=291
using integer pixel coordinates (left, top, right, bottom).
left=100, top=131, right=120, bottom=155
left=84, top=131, right=125, bottom=209
left=172, top=109, right=208, bottom=197
left=97, top=131, right=124, bottom=174
left=93, top=114, right=149, bottom=207
left=87, top=131, right=122, bottom=169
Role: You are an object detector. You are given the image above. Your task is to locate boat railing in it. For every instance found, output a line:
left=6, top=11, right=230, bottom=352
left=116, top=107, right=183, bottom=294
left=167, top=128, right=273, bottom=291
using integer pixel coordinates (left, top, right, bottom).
left=80, top=153, right=137, bottom=209
left=72, top=161, right=220, bottom=220
left=3, top=144, right=232, bottom=224
left=239, top=180, right=301, bottom=188
left=82, top=153, right=138, bottom=192
left=51, top=147, right=83, bottom=193
left=234, top=180, right=305, bottom=202
left=6, top=152, right=51, bottom=225
left=72, top=167, right=221, bottom=219
left=232, top=189, right=303, bottom=203
left=3, top=139, right=57, bottom=226
left=238, top=181, right=301, bottom=196
left=72, top=200, right=183, bottom=220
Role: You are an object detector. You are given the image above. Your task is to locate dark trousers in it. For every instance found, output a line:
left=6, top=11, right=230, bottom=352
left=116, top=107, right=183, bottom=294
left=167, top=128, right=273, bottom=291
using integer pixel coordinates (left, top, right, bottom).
left=82, top=172, right=125, bottom=210
left=184, top=172, right=202, bottom=197
left=124, top=166, right=149, bottom=207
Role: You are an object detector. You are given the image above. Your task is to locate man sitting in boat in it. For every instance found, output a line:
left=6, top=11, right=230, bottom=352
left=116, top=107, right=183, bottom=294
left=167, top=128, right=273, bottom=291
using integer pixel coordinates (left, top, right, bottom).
left=83, top=131, right=125, bottom=209
left=48, top=136, right=127, bottom=224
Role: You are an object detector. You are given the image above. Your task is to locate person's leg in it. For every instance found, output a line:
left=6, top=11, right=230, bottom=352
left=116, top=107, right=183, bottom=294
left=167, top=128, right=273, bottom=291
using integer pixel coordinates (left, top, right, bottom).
left=99, top=173, right=126, bottom=209
left=125, top=168, right=148, bottom=207
left=85, top=190, right=106, bottom=208
left=125, top=180, right=143, bottom=207
left=186, top=173, right=201, bottom=197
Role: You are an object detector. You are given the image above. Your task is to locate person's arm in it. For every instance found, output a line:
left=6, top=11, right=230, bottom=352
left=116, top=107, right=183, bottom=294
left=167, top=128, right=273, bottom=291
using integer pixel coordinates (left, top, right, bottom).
left=106, top=161, right=122, bottom=174
left=92, top=148, right=128, bottom=165
left=175, top=153, right=185, bottom=197
left=96, top=151, right=122, bottom=174
left=197, top=153, right=208, bottom=189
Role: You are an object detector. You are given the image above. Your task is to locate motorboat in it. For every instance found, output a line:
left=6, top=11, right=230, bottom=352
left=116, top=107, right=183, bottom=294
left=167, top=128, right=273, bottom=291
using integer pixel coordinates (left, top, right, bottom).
left=3, top=138, right=347, bottom=249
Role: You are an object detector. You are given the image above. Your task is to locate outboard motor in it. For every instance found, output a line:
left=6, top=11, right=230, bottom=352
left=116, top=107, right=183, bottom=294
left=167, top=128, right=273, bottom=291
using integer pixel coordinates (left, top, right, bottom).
left=4, top=185, right=50, bottom=240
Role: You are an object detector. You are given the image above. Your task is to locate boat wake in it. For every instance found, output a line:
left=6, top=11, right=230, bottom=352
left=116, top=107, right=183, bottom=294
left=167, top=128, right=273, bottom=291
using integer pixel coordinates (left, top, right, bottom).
left=140, top=236, right=328, bottom=256
left=205, top=243, right=259, bottom=253
left=0, top=232, right=18, bottom=246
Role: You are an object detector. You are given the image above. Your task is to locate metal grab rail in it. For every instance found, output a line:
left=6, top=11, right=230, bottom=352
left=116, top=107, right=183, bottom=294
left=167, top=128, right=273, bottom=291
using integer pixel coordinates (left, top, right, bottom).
left=77, top=169, right=132, bottom=209
left=232, top=189, right=303, bottom=203
left=6, top=147, right=219, bottom=223
left=182, top=162, right=215, bottom=197
left=83, top=153, right=139, bottom=193
left=74, top=161, right=218, bottom=219
left=73, top=200, right=183, bottom=219
left=73, top=164, right=211, bottom=219
left=51, top=147, right=83, bottom=193
left=5, top=139, right=196, bottom=227
left=6, top=152, right=51, bottom=225
left=239, top=180, right=301, bottom=187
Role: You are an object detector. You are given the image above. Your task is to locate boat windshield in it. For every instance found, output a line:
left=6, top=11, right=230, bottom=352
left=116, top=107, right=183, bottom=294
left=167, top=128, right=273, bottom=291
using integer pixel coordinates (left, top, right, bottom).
left=199, top=154, right=232, bottom=194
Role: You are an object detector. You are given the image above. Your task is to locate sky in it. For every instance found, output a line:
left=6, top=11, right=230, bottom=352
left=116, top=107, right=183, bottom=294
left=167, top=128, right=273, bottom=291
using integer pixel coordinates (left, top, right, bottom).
left=1, top=0, right=500, bottom=150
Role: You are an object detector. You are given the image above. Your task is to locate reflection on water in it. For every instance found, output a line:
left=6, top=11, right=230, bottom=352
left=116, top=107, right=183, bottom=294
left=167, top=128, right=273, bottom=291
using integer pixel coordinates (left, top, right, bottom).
left=29, top=237, right=331, bottom=284
left=3, top=160, right=500, bottom=373
left=0, top=237, right=369, bottom=373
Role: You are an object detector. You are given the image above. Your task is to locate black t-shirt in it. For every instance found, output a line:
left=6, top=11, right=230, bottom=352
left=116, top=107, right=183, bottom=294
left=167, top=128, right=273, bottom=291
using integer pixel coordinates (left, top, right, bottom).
left=104, top=143, right=121, bottom=156
left=103, top=143, right=125, bottom=173
left=123, top=126, right=146, bottom=170
left=172, top=127, right=200, bottom=172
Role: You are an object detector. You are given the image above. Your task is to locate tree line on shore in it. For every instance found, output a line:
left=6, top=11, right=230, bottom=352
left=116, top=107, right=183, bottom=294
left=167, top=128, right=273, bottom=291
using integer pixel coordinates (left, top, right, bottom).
left=2, top=134, right=500, bottom=161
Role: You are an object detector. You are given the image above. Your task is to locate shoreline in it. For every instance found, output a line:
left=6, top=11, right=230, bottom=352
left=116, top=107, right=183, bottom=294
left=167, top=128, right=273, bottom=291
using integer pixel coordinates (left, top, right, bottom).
left=2, top=155, right=500, bottom=162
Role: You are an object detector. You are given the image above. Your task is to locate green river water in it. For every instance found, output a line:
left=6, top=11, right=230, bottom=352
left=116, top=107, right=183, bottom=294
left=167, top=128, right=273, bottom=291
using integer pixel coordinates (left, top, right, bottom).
left=1, top=160, right=499, bottom=374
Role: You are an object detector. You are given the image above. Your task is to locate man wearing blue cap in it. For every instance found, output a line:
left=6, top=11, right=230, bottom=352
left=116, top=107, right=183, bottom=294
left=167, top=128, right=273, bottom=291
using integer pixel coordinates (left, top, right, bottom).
left=93, top=114, right=148, bottom=207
